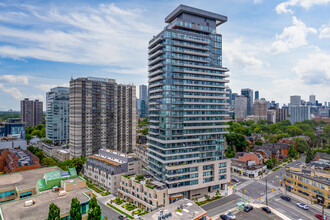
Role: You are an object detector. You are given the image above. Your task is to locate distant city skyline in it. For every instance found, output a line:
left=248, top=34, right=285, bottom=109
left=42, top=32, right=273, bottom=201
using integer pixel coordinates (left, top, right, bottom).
left=0, top=0, right=330, bottom=110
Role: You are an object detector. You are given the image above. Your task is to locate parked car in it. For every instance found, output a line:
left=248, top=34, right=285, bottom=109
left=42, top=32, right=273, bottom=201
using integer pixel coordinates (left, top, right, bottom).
left=297, top=203, right=308, bottom=210
left=226, top=212, right=236, bottom=219
left=244, top=205, right=253, bottom=212
left=315, top=214, right=328, bottom=220
left=262, top=207, right=271, bottom=213
left=232, top=179, right=240, bottom=183
left=280, top=195, right=291, bottom=201
left=119, top=215, right=127, bottom=220
left=220, top=214, right=230, bottom=220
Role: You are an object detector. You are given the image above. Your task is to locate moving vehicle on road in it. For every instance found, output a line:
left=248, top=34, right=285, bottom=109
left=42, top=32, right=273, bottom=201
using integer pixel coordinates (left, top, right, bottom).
left=262, top=207, right=271, bottom=213
left=244, top=205, right=253, bottom=212
left=297, top=203, right=308, bottom=210
left=315, top=214, right=328, bottom=220
left=220, top=214, right=230, bottom=220
left=280, top=195, right=291, bottom=201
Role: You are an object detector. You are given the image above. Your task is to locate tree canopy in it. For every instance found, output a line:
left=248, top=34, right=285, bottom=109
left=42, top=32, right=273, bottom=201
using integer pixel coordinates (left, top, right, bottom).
left=48, top=203, right=60, bottom=220
left=87, top=197, right=101, bottom=220
left=70, top=198, right=82, bottom=220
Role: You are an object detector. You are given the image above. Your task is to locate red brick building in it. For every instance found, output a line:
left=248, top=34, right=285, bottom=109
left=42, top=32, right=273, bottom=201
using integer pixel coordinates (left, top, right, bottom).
left=0, top=148, right=41, bottom=174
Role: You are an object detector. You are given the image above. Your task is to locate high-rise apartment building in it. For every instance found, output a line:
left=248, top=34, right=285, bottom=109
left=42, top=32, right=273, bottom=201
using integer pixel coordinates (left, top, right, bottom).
left=147, top=5, right=231, bottom=199
left=235, top=95, right=247, bottom=120
left=276, top=108, right=289, bottom=122
left=241, top=88, right=253, bottom=115
left=255, top=91, right=259, bottom=100
left=290, top=95, right=301, bottom=106
left=20, top=98, right=43, bottom=127
left=289, top=106, right=310, bottom=124
left=253, top=99, right=267, bottom=121
left=46, top=87, right=70, bottom=143
left=69, top=77, right=136, bottom=158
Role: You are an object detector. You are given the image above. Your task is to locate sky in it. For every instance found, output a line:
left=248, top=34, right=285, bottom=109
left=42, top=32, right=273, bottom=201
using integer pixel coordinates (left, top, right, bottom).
left=0, top=0, right=330, bottom=111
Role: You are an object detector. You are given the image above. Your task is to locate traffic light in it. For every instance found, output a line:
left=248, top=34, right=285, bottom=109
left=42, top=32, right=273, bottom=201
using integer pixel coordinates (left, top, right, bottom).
left=271, top=189, right=274, bottom=192
left=244, top=189, right=246, bottom=193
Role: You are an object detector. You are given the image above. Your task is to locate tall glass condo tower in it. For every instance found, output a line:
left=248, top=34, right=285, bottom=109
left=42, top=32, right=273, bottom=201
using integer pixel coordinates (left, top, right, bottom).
left=147, top=5, right=231, bottom=199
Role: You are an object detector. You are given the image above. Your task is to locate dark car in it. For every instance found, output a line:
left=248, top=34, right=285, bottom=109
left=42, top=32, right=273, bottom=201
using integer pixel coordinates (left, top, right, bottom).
left=220, top=214, right=230, bottom=220
left=118, top=215, right=127, bottom=220
left=262, top=207, right=271, bottom=213
left=244, top=205, right=253, bottom=212
left=280, top=195, right=291, bottom=201
left=315, top=214, right=328, bottom=220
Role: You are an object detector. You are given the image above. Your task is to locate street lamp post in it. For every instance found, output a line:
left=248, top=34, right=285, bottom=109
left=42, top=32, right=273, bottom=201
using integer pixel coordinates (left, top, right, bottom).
left=265, top=178, right=268, bottom=206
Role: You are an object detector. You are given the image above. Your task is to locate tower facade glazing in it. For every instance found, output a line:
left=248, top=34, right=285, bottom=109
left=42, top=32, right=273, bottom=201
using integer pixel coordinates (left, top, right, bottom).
left=147, top=5, right=231, bottom=198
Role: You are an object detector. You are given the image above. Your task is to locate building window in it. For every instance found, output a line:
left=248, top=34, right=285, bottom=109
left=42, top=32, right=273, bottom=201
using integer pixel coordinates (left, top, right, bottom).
left=219, top=162, right=226, bottom=168
left=304, top=179, right=310, bottom=184
left=319, top=184, right=325, bottom=189
left=149, top=193, right=152, bottom=198
left=219, top=175, right=226, bottom=180
left=0, top=190, right=15, bottom=198
left=20, top=191, right=32, bottom=198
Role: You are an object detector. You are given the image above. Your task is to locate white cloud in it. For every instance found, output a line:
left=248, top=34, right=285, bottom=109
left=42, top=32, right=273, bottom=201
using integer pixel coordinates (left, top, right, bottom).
left=276, top=0, right=330, bottom=14
left=223, top=38, right=263, bottom=70
left=254, top=0, right=263, bottom=4
left=271, top=16, right=317, bottom=54
left=35, top=83, right=69, bottom=92
left=0, top=3, right=157, bottom=71
left=293, top=53, right=330, bottom=85
left=0, top=83, right=23, bottom=100
left=319, top=24, right=330, bottom=39
left=0, top=74, right=28, bottom=84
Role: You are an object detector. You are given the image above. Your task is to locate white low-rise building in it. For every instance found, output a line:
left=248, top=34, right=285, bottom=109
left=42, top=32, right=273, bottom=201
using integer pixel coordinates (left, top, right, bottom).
left=84, top=148, right=141, bottom=195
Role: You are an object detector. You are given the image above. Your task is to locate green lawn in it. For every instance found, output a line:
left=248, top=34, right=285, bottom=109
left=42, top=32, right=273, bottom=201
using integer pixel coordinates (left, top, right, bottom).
left=107, top=203, right=134, bottom=219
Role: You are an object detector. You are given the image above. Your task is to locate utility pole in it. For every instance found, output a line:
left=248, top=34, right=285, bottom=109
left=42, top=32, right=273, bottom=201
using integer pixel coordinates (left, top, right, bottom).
left=266, top=178, right=268, bottom=206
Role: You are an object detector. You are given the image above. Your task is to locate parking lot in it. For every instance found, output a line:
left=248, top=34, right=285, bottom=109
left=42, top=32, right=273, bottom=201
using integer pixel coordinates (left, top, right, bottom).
left=234, top=208, right=283, bottom=220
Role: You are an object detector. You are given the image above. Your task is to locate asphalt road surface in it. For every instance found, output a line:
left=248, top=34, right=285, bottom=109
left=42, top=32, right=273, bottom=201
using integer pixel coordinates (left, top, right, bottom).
left=235, top=207, right=283, bottom=220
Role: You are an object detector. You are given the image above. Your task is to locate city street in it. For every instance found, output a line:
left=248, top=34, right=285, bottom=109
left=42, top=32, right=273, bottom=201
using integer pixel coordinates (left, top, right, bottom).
left=235, top=208, right=283, bottom=220
left=97, top=195, right=121, bottom=220
left=203, top=156, right=328, bottom=220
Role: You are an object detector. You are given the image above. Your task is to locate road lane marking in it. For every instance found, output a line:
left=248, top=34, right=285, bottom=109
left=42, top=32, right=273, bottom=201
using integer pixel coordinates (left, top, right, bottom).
left=276, top=199, right=313, bottom=220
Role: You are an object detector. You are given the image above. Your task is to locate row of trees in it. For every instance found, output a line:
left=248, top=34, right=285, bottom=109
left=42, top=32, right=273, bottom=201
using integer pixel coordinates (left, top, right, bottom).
left=48, top=196, right=101, bottom=220
left=0, top=112, right=20, bottom=121
left=227, top=119, right=329, bottom=148
left=27, top=146, right=86, bottom=174
left=224, top=119, right=329, bottom=166
left=25, top=124, right=46, bottom=141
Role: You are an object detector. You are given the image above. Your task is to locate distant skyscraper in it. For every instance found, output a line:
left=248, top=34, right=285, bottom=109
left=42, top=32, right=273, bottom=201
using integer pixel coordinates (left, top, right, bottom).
left=290, top=95, right=301, bottom=107
left=255, top=91, right=259, bottom=100
left=20, top=98, right=43, bottom=127
left=147, top=5, right=230, bottom=199
left=226, top=88, right=232, bottom=105
left=276, top=108, right=288, bottom=122
left=235, top=95, right=247, bottom=120
left=241, top=88, right=253, bottom=115
left=253, top=100, right=267, bottom=121
left=309, top=95, right=316, bottom=105
left=69, top=77, right=136, bottom=158
left=46, top=87, right=69, bottom=143
left=267, top=110, right=276, bottom=123
left=139, top=85, right=148, bottom=117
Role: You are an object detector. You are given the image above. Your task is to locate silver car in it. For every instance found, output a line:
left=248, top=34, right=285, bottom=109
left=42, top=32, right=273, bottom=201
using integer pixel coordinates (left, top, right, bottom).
left=297, top=203, right=308, bottom=210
